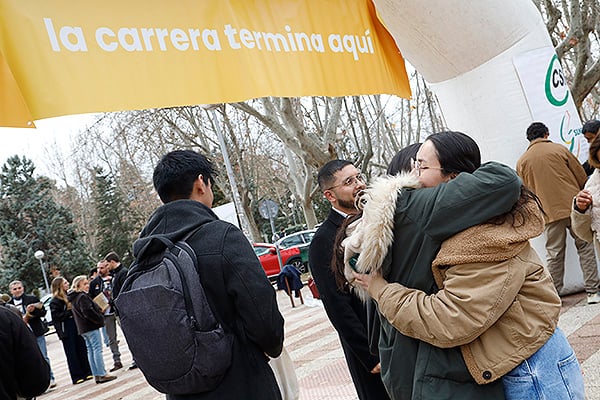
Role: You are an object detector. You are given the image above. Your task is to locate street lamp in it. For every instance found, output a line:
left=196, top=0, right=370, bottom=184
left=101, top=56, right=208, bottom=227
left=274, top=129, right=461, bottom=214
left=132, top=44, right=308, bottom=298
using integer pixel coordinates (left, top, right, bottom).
left=34, top=250, right=50, bottom=294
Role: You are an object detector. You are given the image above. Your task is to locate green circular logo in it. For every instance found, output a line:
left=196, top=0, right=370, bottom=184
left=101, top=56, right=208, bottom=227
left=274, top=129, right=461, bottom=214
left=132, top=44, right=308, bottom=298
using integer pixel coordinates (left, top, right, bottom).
left=545, top=54, right=568, bottom=106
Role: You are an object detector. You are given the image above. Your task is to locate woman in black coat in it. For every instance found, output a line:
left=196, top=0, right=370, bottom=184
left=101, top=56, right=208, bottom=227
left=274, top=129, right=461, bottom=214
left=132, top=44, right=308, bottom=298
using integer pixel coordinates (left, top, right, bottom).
left=68, top=275, right=116, bottom=384
left=49, top=277, right=93, bottom=384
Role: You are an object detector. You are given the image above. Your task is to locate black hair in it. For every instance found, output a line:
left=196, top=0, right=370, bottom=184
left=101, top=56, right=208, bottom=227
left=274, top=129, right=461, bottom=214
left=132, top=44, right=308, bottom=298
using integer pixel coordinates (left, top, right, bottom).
left=487, top=186, right=546, bottom=227
left=427, top=131, right=481, bottom=175
left=317, top=159, right=353, bottom=191
left=387, top=143, right=422, bottom=175
left=104, top=251, right=120, bottom=263
left=331, top=212, right=362, bottom=292
left=588, top=130, right=600, bottom=169
left=582, top=120, right=600, bottom=135
left=526, top=122, right=549, bottom=142
left=153, top=150, right=216, bottom=204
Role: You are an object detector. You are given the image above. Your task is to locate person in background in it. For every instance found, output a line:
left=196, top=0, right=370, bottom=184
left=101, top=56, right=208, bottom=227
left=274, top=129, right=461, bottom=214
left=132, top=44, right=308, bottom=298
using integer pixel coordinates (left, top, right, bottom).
left=572, top=132, right=600, bottom=280
left=68, top=275, right=117, bottom=384
left=0, top=293, right=21, bottom=317
left=517, top=121, right=600, bottom=304
left=308, top=159, right=389, bottom=400
left=49, top=276, right=92, bottom=384
left=581, top=119, right=600, bottom=176
left=89, top=267, right=98, bottom=281
left=0, top=305, right=50, bottom=400
left=105, top=251, right=137, bottom=370
left=49, top=265, right=62, bottom=280
left=8, top=280, right=56, bottom=388
left=89, top=260, right=122, bottom=372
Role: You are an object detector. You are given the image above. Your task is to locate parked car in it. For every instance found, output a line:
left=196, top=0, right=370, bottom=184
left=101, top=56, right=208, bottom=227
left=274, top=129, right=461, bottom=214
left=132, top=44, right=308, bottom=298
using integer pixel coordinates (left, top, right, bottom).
left=253, top=243, right=303, bottom=279
left=275, top=229, right=316, bottom=272
left=41, top=293, right=56, bottom=335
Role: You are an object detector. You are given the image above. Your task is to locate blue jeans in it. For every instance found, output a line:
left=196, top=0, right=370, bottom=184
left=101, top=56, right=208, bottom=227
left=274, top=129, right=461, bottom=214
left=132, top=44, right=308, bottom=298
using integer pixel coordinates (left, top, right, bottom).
left=502, top=327, right=585, bottom=399
left=81, top=329, right=106, bottom=377
left=36, top=335, right=55, bottom=380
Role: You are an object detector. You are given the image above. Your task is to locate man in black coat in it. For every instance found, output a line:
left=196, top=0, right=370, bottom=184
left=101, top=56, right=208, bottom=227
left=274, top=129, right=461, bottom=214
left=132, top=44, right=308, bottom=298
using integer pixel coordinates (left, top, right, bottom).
left=8, top=280, right=56, bottom=388
left=0, top=305, right=51, bottom=400
left=105, top=251, right=138, bottom=370
left=131, top=150, right=285, bottom=400
left=308, top=160, right=389, bottom=399
left=89, top=260, right=122, bottom=372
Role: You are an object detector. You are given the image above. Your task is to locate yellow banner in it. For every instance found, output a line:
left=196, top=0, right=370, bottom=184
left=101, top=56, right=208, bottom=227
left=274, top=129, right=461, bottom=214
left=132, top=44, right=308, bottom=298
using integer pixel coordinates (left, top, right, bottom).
left=0, top=0, right=410, bottom=128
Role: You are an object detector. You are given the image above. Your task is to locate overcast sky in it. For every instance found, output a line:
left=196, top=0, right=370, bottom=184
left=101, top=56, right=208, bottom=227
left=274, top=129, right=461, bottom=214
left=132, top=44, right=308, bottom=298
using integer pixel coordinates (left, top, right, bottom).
left=0, top=114, right=97, bottom=177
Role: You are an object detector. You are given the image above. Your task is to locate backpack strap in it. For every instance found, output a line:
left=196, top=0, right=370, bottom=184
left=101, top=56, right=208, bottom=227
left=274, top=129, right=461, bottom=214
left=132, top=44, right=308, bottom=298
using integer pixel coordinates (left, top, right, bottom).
left=165, top=242, right=202, bottom=330
left=133, top=225, right=207, bottom=270
left=170, top=224, right=210, bottom=331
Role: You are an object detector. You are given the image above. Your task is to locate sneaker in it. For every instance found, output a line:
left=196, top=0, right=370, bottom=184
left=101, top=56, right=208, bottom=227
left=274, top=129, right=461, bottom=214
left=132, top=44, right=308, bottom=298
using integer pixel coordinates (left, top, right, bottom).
left=128, top=363, right=138, bottom=370
left=74, top=379, right=85, bottom=385
left=587, top=292, right=600, bottom=304
left=84, top=375, right=94, bottom=381
left=95, top=375, right=117, bottom=384
left=49, top=379, right=57, bottom=388
left=109, top=361, right=123, bottom=372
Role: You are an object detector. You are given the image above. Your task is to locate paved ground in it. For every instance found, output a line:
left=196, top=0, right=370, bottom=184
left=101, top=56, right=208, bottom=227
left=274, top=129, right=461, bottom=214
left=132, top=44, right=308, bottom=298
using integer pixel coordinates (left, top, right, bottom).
left=37, top=289, right=598, bottom=400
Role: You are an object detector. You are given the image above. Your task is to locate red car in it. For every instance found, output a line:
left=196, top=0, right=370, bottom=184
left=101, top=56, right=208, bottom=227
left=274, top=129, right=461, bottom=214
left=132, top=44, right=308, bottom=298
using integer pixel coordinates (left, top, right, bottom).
left=253, top=243, right=302, bottom=279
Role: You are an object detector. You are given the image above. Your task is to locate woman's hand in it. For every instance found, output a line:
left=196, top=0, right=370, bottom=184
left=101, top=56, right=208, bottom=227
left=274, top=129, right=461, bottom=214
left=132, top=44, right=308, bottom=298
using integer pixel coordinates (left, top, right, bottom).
left=370, top=363, right=381, bottom=374
left=352, top=271, right=389, bottom=295
left=352, top=271, right=373, bottom=290
left=575, top=189, right=593, bottom=212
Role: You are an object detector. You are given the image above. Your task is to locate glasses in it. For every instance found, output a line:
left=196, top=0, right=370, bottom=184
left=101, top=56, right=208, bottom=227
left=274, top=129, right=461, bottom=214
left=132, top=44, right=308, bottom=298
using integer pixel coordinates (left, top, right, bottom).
left=411, top=158, right=443, bottom=176
left=327, top=173, right=366, bottom=190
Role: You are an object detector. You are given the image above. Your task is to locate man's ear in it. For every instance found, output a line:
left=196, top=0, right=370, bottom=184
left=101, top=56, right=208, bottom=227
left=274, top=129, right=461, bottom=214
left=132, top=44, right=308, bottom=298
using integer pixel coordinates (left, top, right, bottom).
left=196, top=175, right=207, bottom=193
left=190, top=175, right=207, bottom=200
left=323, top=190, right=336, bottom=203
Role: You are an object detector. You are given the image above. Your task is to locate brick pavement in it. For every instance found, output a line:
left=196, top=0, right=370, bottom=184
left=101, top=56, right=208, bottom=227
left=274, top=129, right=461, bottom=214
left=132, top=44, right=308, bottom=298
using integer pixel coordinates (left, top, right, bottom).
left=36, top=289, right=599, bottom=400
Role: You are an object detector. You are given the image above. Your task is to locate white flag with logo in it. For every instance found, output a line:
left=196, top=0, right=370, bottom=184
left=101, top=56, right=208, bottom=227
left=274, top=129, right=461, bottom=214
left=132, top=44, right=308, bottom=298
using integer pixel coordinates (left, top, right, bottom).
left=513, top=46, right=586, bottom=162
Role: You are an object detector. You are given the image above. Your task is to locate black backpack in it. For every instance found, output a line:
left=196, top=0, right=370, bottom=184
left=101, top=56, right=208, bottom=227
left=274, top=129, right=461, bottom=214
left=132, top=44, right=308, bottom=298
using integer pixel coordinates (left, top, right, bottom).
left=115, top=231, right=233, bottom=395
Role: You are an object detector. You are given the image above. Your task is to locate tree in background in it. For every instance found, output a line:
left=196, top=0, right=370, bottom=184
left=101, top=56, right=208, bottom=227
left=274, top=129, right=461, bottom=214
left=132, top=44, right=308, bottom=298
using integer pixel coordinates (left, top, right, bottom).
left=0, top=156, right=91, bottom=291
left=91, top=166, right=138, bottom=267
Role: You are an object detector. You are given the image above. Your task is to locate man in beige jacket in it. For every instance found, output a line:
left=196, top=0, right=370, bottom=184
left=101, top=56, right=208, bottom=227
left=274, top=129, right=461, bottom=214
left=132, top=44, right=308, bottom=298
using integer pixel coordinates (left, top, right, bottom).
left=517, top=121, right=600, bottom=304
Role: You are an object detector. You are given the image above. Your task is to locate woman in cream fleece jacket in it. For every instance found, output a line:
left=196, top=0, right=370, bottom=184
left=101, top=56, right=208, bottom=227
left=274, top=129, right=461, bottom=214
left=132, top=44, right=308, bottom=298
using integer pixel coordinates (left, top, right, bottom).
left=572, top=133, right=600, bottom=305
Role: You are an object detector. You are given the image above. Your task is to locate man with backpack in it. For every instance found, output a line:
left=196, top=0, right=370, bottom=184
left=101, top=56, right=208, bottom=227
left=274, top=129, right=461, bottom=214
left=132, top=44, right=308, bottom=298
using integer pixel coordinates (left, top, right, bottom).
left=119, top=149, right=285, bottom=399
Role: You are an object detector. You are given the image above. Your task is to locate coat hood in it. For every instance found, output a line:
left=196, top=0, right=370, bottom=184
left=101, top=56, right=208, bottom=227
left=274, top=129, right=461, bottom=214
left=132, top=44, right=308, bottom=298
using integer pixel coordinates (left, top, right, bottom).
left=343, top=173, right=420, bottom=299
left=133, top=199, right=219, bottom=260
left=432, top=198, right=544, bottom=269
left=67, top=290, right=84, bottom=303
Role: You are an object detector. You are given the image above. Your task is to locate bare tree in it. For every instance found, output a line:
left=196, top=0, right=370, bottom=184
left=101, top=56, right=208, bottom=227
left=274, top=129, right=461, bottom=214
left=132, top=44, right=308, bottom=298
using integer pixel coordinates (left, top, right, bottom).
left=231, top=97, right=344, bottom=227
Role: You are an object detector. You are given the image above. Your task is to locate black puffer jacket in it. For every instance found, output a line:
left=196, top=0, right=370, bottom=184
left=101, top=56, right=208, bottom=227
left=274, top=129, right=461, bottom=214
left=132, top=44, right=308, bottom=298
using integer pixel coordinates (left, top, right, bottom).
left=68, top=291, right=104, bottom=335
left=132, top=199, right=284, bottom=400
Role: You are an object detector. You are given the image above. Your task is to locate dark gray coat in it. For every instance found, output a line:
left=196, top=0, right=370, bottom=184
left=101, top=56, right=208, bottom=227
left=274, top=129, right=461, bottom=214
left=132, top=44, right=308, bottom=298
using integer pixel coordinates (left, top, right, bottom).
left=133, top=200, right=284, bottom=400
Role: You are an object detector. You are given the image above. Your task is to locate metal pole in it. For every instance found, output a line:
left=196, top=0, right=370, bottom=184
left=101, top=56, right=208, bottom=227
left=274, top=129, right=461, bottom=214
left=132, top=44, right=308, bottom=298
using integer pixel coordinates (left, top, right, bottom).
left=208, top=108, right=253, bottom=241
left=38, top=258, right=50, bottom=294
